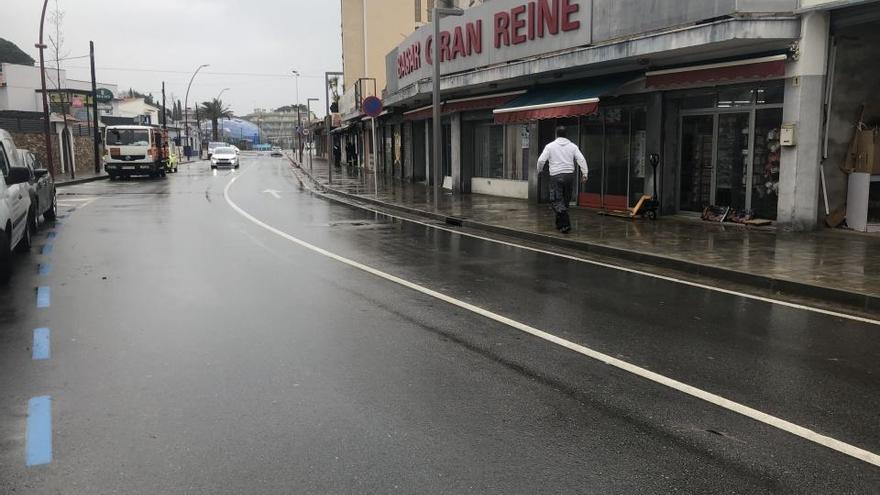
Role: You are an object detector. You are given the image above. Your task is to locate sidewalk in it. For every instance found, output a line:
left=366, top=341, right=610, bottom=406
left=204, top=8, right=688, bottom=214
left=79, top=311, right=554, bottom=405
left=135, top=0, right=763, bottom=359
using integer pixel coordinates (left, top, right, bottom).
left=294, top=156, right=880, bottom=312
left=55, top=169, right=108, bottom=187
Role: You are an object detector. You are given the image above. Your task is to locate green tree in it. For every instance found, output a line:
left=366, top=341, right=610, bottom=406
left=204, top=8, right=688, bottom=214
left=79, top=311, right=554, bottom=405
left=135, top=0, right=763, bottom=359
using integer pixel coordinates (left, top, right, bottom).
left=0, top=38, right=35, bottom=65
left=200, top=98, right=233, bottom=140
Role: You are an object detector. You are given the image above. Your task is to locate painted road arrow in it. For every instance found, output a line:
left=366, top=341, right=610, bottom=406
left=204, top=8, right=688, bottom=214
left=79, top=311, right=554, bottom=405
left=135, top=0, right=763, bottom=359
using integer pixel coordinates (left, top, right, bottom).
left=263, top=189, right=281, bottom=199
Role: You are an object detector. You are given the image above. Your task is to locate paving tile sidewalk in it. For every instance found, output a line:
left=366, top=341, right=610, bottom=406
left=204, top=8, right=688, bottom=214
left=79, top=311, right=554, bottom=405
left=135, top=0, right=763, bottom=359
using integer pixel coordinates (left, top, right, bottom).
left=295, top=156, right=880, bottom=310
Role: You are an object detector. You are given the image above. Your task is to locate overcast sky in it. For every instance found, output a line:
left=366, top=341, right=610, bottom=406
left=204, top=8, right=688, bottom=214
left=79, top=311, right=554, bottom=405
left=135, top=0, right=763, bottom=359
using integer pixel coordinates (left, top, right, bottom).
left=1, top=0, right=343, bottom=117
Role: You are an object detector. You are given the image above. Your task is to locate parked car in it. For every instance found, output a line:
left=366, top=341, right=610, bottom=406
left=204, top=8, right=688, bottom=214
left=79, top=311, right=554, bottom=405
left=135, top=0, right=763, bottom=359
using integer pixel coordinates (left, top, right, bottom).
left=0, top=129, right=37, bottom=275
left=16, top=149, right=57, bottom=221
left=207, top=142, right=228, bottom=159
left=210, top=147, right=240, bottom=169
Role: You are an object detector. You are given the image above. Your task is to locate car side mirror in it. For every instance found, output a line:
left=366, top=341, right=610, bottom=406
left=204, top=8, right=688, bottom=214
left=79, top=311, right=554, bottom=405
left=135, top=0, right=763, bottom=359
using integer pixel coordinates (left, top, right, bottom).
left=33, top=169, right=50, bottom=179
left=6, top=167, right=31, bottom=185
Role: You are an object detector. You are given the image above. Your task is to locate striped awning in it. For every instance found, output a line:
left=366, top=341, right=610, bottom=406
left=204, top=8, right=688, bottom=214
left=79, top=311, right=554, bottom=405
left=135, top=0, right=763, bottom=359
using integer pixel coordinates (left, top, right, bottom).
left=493, top=74, right=637, bottom=124
left=645, top=55, right=787, bottom=89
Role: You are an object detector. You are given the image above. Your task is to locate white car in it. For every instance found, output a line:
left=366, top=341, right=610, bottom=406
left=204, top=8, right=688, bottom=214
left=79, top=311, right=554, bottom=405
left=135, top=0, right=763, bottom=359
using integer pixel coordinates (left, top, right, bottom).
left=211, top=147, right=240, bottom=169
left=207, top=142, right=228, bottom=159
left=0, top=129, right=37, bottom=275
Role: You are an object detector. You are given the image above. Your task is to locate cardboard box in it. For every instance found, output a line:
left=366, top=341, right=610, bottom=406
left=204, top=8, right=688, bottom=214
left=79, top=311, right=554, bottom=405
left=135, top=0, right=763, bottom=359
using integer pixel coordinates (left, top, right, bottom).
left=846, top=127, right=877, bottom=174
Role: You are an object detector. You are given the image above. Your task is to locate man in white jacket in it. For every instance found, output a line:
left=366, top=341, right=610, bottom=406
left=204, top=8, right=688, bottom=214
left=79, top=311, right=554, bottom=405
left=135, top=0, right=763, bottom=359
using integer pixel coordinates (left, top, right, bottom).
left=537, top=126, right=589, bottom=233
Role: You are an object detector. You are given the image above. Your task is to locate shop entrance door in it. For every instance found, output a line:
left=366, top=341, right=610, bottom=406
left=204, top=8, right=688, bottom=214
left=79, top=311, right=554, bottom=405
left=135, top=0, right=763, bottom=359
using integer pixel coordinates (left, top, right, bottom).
left=679, top=112, right=751, bottom=213
left=679, top=115, right=715, bottom=213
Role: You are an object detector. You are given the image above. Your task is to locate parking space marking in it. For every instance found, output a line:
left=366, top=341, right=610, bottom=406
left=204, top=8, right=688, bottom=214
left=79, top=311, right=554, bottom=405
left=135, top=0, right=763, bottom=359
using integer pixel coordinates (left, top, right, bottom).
left=41, top=244, right=53, bottom=255
left=32, top=328, right=50, bottom=360
left=25, top=396, right=52, bottom=466
left=36, top=287, right=50, bottom=308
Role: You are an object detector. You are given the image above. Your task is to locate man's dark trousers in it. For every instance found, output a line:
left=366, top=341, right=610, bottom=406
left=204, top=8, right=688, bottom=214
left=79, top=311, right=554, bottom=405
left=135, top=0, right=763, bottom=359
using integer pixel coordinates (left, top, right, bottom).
left=550, top=173, right=574, bottom=232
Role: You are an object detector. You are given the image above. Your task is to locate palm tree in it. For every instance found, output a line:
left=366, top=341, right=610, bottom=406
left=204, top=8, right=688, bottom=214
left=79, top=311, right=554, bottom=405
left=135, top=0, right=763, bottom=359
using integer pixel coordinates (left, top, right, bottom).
left=200, top=98, right=233, bottom=141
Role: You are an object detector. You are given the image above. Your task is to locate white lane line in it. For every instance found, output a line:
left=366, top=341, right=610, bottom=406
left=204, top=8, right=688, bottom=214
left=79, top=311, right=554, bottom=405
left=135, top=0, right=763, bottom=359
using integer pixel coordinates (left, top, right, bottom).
left=289, top=170, right=880, bottom=327
left=225, top=174, right=880, bottom=468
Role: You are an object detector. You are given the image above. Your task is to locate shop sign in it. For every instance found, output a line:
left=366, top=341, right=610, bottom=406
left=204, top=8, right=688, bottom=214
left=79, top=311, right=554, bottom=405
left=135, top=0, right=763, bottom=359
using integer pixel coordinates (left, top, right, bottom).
left=390, top=0, right=592, bottom=91
left=96, top=87, right=114, bottom=104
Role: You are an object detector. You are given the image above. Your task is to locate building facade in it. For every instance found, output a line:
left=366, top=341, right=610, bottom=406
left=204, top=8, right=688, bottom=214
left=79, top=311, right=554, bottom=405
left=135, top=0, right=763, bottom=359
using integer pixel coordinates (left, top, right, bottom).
left=337, top=0, right=478, bottom=169
left=378, top=0, right=880, bottom=230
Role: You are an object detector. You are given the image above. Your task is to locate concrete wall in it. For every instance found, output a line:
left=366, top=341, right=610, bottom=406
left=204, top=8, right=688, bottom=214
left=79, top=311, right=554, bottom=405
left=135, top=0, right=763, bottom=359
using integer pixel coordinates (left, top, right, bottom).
left=823, top=23, right=880, bottom=218
left=471, top=177, right=529, bottom=198
left=9, top=130, right=97, bottom=177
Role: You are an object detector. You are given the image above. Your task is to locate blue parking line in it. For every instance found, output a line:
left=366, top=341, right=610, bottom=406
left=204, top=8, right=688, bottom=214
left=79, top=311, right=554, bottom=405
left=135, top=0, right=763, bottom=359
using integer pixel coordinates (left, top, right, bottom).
left=38, top=263, right=51, bottom=275
left=41, top=244, right=53, bottom=255
left=26, top=396, right=52, bottom=466
left=46, top=231, right=57, bottom=240
left=32, top=328, right=50, bottom=360
left=36, top=287, right=50, bottom=308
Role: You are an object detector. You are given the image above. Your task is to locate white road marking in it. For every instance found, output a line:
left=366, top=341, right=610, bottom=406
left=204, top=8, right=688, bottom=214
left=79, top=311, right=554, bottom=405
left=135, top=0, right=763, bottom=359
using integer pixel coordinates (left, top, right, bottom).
left=263, top=189, right=281, bottom=199
left=57, top=196, right=98, bottom=209
left=225, top=173, right=880, bottom=468
left=289, top=169, right=880, bottom=327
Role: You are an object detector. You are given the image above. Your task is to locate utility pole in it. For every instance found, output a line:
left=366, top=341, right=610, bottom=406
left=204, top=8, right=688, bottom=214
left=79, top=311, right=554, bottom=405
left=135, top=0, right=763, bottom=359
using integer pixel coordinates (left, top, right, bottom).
left=292, top=70, right=301, bottom=163
left=161, top=81, right=167, bottom=131
left=324, top=71, right=343, bottom=185
left=90, top=41, right=101, bottom=174
left=184, top=64, right=209, bottom=161
left=37, top=0, right=54, bottom=177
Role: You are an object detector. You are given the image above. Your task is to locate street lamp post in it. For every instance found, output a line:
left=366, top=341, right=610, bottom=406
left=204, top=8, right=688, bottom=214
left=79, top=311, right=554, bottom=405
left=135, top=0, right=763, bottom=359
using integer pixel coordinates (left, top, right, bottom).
left=184, top=64, right=209, bottom=161
left=216, top=87, right=230, bottom=101
left=432, top=6, right=464, bottom=209
left=36, top=0, right=54, bottom=177
left=306, top=98, right=319, bottom=172
left=291, top=70, right=301, bottom=163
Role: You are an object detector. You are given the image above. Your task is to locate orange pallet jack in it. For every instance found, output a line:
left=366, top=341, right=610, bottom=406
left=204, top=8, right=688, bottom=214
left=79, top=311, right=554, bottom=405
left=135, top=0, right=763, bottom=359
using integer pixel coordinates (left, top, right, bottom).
left=599, top=154, right=661, bottom=221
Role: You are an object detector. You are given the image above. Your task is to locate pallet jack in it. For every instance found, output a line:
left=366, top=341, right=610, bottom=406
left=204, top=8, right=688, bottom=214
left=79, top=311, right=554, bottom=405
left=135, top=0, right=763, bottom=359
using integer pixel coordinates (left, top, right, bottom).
left=599, top=154, right=661, bottom=221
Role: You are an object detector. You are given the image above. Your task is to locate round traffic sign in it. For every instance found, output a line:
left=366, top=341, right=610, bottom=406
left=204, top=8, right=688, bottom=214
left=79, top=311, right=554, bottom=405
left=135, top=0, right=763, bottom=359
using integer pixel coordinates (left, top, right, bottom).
left=363, top=96, right=383, bottom=118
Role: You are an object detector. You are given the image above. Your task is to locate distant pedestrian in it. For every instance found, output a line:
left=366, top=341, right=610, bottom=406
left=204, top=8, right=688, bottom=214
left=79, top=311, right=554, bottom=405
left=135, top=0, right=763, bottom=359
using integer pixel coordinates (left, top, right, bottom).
left=346, top=141, right=355, bottom=167
left=333, top=142, right=341, bottom=168
left=537, top=126, right=589, bottom=233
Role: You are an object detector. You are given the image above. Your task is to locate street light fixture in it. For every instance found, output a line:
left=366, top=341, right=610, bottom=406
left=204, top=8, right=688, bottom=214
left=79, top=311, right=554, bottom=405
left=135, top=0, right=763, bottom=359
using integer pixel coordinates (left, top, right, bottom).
left=432, top=7, right=464, bottom=209
left=306, top=97, right=319, bottom=171
left=216, top=87, right=230, bottom=101
left=291, top=70, right=301, bottom=161
left=184, top=63, right=209, bottom=161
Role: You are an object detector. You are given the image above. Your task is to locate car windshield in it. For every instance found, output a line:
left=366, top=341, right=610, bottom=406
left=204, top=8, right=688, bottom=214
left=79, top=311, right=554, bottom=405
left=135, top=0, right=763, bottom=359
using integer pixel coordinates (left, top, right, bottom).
left=106, top=129, right=150, bottom=146
left=214, top=147, right=234, bottom=154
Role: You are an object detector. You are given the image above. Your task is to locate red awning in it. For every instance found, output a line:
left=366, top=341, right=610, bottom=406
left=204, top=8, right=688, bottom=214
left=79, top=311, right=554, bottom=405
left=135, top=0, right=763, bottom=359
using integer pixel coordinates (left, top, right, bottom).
left=646, top=55, right=787, bottom=89
left=403, top=92, right=524, bottom=121
left=494, top=101, right=599, bottom=125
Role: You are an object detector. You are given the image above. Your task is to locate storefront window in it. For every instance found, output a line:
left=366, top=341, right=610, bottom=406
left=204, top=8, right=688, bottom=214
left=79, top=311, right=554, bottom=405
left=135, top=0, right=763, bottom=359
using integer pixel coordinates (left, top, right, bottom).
left=714, top=113, right=750, bottom=210
left=442, top=123, right=452, bottom=178
left=474, top=124, right=504, bottom=178
left=604, top=107, right=630, bottom=210
left=751, top=108, right=783, bottom=219
left=756, top=85, right=784, bottom=105
left=579, top=112, right=603, bottom=207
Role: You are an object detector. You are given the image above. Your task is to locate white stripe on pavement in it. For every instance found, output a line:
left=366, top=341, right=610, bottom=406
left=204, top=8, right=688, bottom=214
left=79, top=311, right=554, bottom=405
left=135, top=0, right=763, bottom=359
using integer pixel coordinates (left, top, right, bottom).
left=225, top=173, right=880, bottom=468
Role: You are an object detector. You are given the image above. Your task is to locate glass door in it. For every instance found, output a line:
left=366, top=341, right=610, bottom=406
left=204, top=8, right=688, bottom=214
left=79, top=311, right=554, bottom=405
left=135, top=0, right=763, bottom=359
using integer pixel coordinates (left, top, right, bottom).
left=679, top=115, right=715, bottom=213
left=714, top=113, right=751, bottom=211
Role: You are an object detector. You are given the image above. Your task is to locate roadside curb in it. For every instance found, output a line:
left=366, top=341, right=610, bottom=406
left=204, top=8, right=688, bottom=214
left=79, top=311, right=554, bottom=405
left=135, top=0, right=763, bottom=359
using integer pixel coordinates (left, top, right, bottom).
left=56, top=174, right=109, bottom=187
left=288, top=159, right=880, bottom=314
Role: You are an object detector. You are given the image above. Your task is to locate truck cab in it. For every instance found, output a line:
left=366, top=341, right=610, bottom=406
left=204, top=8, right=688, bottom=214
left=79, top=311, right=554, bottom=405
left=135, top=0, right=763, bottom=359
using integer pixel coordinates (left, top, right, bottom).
left=104, top=125, right=169, bottom=179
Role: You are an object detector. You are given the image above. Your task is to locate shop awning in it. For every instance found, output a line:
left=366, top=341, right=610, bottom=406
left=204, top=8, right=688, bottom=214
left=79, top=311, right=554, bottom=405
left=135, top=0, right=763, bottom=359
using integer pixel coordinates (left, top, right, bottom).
left=492, top=74, right=637, bottom=124
left=403, top=91, right=525, bottom=121
left=645, top=55, right=787, bottom=89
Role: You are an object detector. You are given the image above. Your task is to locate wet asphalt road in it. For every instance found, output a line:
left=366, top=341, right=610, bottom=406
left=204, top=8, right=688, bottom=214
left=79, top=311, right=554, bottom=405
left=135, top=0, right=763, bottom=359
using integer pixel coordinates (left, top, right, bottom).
left=0, top=153, right=878, bottom=493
